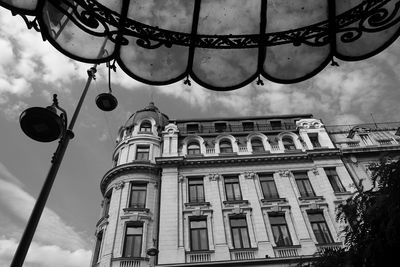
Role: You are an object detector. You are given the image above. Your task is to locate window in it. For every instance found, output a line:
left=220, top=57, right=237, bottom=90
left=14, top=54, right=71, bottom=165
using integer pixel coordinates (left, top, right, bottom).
left=295, top=173, right=315, bottom=197
left=136, top=146, right=150, bottom=160
left=269, top=214, right=293, bottom=246
left=190, top=218, right=209, bottom=251
left=92, top=231, right=103, bottom=264
left=139, top=121, right=152, bottom=132
left=102, top=193, right=111, bottom=217
left=282, top=137, right=296, bottom=150
left=260, top=174, right=279, bottom=199
left=189, top=178, right=205, bottom=203
left=219, top=140, right=233, bottom=153
left=187, top=124, right=199, bottom=133
left=129, top=183, right=147, bottom=209
left=230, top=217, right=251, bottom=249
left=270, top=121, right=282, bottom=130
left=224, top=176, right=242, bottom=201
left=187, top=142, right=201, bottom=155
left=308, top=212, right=334, bottom=244
left=123, top=223, right=143, bottom=257
left=242, top=122, right=254, bottom=131
left=215, top=122, right=227, bottom=132
left=308, top=133, right=321, bottom=148
left=113, top=153, right=119, bottom=167
left=325, top=168, right=346, bottom=193
left=251, top=138, right=264, bottom=152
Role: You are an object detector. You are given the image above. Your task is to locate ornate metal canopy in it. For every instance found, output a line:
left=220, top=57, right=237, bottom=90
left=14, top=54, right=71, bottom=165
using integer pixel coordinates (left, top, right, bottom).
left=1, top=0, right=400, bottom=90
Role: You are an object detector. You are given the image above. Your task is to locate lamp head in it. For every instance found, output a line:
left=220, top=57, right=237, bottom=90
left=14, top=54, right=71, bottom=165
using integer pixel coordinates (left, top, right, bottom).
left=146, top=247, right=159, bottom=257
left=19, top=106, right=64, bottom=142
left=96, top=93, right=118, bottom=111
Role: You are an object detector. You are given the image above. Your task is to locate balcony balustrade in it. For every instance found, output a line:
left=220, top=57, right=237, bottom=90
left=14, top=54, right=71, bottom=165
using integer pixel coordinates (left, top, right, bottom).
left=186, top=251, right=213, bottom=263
left=273, top=246, right=300, bottom=258
left=230, top=249, right=256, bottom=260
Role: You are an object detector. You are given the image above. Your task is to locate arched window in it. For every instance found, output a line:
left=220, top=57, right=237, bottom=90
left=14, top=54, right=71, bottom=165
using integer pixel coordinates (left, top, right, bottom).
left=282, top=137, right=296, bottom=150
left=139, top=121, right=152, bottom=132
left=220, top=140, right=233, bottom=153
left=251, top=138, right=264, bottom=152
left=187, top=142, right=201, bottom=155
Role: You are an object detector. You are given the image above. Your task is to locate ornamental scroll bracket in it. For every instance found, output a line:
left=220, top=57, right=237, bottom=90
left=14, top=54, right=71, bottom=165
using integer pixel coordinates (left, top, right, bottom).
left=114, top=181, right=125, bottom=190
left=277, top=170, right=291, bottom=177
left=311, top=167, right=319, bottom=175
left=242, top=172, right=257, bottom=179
left=207, top=173, right=222, bottom=181
left=178, top=175, right=185, bottom=183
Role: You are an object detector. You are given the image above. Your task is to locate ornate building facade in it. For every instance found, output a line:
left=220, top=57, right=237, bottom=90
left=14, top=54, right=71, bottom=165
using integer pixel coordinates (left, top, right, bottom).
left=91, top=104, right=366, bottom=267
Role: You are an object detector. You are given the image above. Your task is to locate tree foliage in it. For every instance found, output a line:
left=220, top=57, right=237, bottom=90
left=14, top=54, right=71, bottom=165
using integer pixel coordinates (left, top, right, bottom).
left=307, top=159, right=400, bottom=267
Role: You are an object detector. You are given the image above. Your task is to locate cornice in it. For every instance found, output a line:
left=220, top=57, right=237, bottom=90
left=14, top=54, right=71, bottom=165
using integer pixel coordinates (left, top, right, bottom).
left=340, top=145, right=400, bottom=155
left=100, top=162, right=160, bottom=194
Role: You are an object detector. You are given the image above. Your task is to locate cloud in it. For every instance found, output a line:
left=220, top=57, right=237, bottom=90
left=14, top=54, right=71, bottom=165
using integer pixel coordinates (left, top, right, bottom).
left=2, top=101, right=28, bottom=121
left=0, top=238, right=91, bottom=267
left=0, top=163, right=90, bottom=251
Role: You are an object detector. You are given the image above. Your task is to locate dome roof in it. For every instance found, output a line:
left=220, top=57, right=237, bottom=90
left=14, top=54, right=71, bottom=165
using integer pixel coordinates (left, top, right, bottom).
left=124, top=102, right=169, bottom=129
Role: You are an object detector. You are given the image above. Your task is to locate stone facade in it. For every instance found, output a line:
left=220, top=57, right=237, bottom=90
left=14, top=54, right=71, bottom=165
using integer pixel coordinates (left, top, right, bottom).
left=91, top=106, right=400, bottom=267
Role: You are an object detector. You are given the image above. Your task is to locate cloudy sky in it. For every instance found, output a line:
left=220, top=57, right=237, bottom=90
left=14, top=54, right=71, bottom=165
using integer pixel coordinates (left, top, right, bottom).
left=1, top=4, right=400, bottom=267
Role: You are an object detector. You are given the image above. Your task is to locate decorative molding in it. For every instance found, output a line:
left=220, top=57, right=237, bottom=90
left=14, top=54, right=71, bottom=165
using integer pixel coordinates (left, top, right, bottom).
left=114, top=181, right=125, bottom=190
left=311, top=167, right=319, bottom=175
left=207, top=173, right=222, bottom=181
left=296, top=119, right=324, bottom=129
left=242, top=172, right=257, bottom=179
left=178, top=175, right=185, bottom=183
left=277, top=170, right=291, bottom=177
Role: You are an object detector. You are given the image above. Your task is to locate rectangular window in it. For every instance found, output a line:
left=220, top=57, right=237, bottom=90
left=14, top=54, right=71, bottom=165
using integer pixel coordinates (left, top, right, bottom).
left=242, top=122, right=254, bottom=131
left=325, top=168, right=346, bottom=193
left=295, top=173, right=316, bottom=197
left=102, top=194, right=111, bottom=217
left=308, top=133, right=321, bottom=148
left=136, top=146, right=150, bottom=160
left=123, top=224, right=143, bottom=257
left=92, top=231, right=103, bottom=264
left=230, top=217, right=251, bottom=249
left=187, top=124, right=199, bottom=133
left=129, top=183, right=147, bottom=209
left=270, top=121, right=282, bottom=130
left=113, top=153, right=119, bottom=167
left=190, top=218, right=209, bottom=251
left=269, top=214, right=293, bottom=246
left=215, top=122, right=227, bottom=132
left=260, top=174, right=279, bottom=199
left=308, top=212, right=334, bottom=244
left=189, top=178, right=205, bottom=203
left=224, top=176, right=242, bottom=201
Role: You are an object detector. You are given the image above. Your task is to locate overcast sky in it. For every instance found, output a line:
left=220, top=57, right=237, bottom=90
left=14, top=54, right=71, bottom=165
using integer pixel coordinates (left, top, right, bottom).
left=1, top=6, right=400, bottom=267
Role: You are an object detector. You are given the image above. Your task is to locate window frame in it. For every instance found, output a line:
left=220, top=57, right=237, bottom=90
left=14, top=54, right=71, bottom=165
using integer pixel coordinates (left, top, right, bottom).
left=122, top=222, right=143, bottom=258
left=242, top=122, right=254, bottom=131
left=259, top=174, right=279, bottom=199
left=92, top=230, right=103, bottom=264
left=188, top=178, right=205, bottom=203
left=139, top=121, right=152, bottom=132
left=189, top=217, right=209, bottom=251
left=294, top=172, right=316, bottom=197
left=129, top=183, right=147, bottom=209
left=135, top=145, right=150, bottom=161
left=282, top=137, right=296, bottom=150
left=268, top=213, right=293, bottom=247
left=270, top=120, right=282, bottom=130
left=187, top=141, right=201, bottom=155
left=229, top=216, right=251, bottom=249
left=307, top=212, right=334, bottom=244
left=308, top=133, right=321, bottom=148
left=219, top=140, right=233, bottom=153
left=224, top=176, right=242, bottom=201
left=215, top=122, right=227, bottom=133
left=186, top=123, right=199, bottom=133
left=325, top=168, right=346, bottom=193
left=251, top=138, right=265, bottom=152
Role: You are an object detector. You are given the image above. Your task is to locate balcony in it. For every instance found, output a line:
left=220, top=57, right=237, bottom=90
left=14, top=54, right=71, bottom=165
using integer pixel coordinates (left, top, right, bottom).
left=230, top=248, right=256, bottom=260
left=273, top=246, right=300, bottom=258
left=186, top=251, right=213, bottom=263
left=112, top=258, right=149, bottom=267
left=316, top=242, right=343, bottom=253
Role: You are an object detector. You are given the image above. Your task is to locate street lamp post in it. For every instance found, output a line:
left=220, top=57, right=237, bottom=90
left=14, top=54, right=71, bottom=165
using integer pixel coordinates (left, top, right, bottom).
left=11, top=65, right=116, bottom=267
